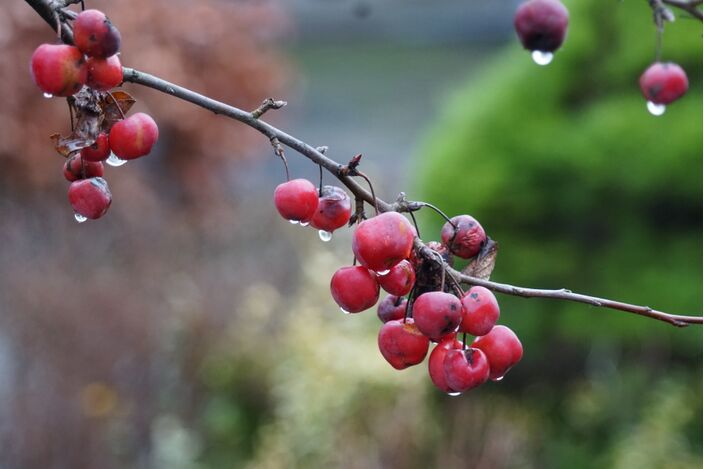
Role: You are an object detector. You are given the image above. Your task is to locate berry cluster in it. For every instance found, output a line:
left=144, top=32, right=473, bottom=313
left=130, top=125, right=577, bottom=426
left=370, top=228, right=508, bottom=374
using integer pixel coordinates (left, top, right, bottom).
left=30, top=9, right=159, bottom=222
left=514, top=0, right=690, bottom=114
left=273, top=179, right=523, bottom=395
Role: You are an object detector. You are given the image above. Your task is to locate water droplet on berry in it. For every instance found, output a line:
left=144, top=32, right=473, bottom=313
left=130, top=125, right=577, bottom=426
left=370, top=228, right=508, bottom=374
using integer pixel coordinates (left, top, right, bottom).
left=646, top=101, right=666, bottom=116
left=493, top=375, right=505, bottom=382
left=43, top=92, right=53, bottom=98
left=289, top=219, right=299, bottom=225
left=377, top=269, right=390, bottom=276
left=447, top=392, right=462, bottom=397
left=74, top=212, right=87, bottom=223
left=106, top=152, right=127, bottom=167
left=531, top=50, right=553, bottom=66
left=340, top=307, right=350, bottom=315
left=318, top=230, right=333, bottom=242
left=299, top=221, right=310, bottom=227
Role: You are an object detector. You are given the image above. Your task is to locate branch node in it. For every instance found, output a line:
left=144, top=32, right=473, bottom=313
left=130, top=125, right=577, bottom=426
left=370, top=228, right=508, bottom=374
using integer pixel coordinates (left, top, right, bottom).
left=251, top=98, right=287, bottom=119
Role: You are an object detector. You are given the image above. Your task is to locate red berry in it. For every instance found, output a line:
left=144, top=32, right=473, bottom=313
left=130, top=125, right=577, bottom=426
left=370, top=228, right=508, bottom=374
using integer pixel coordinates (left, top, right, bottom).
left=80, top=133, right=110, bottom=162
left=473, top=325, right=523, bottom=381
left=109, top=113, right=159, bottom=160
left=459, top=286, right=500, bottom=336
left=352, top=212, right=416, bottom=272
left=514, top=0, right=569, bottom=52
left=377, top=259, right=415, bottom=296
left=86, top=55, right=123, bottom=91
left=330, top=266, right=380, bottom=313
left=428, top=335, right=463, bottom=393
left=443, top=347, right=490, bottom=392
left=309, top=185, right=352, bottom=232
left=441, top=215, right=486, bottom=259
left=73, top=9, right=121, bottom=58
left=68, top=177, right=112, bottom=219
left=30, top=44, right=87, bottom=97
left=63, top=154, right=104, bottom=182
left=639, top=62, right=689, bottom=105
left=412, top=291, right=463, bottom=342
left=377, top=295, right=407, bottom=323
left=273, top=178, right=319, bottom=222
left=378, top=318, right=429, bottom=370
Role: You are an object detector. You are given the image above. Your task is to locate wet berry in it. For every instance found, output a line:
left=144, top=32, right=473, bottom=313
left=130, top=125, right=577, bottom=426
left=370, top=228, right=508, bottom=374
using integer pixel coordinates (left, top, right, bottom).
left=378, top=318, right=429, bottom=370
left=377, top=259, right=415, bottom=296
left=68, top=177, right=112, bottom=219
left=412, top=291, right=463, bottom=342
left=639, top=62, right=689, bottom=105
left=377, top=295, right=408, bottom=323
left=73, top=9, right=122, bottom=58
left=514, top=0, right=569, bottom=53
left=443, top=347, right=490, bottom=392
left=30, top=44, right=87, bottom=97
left=80, top=133, right=111, bottom=162
left=273, top=178, right=319, bottom=222
left=109, top=112, right=159, bottom=160
left=441, top=214, right=486, bottom=259
left=86, top=55, right=123, bottom=91
left=473, top=325, right=523, bottom=381
left=428, top=335, right=463, bottom=393
left=352, top=212, right=416, bottom=272
left=63, top=154, right=104, bottom=182
left=309, top=185, right=352, bottom=232
left=330, top=266, right=380, bottom=313
left=459, top=286, right=500, bottom=336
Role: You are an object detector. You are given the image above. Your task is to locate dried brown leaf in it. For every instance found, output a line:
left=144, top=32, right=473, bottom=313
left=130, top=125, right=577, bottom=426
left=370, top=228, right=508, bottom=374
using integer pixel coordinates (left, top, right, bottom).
left=100, top=91, right=136, bottom=129
left=50, top=133, right=93, bottom=158
left=462, top=238, right=498, bottom=280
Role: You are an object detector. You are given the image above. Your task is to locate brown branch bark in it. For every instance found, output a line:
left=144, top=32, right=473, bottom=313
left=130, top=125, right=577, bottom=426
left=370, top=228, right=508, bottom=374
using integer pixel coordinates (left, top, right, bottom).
left=24, top=0, right=704, bottom=328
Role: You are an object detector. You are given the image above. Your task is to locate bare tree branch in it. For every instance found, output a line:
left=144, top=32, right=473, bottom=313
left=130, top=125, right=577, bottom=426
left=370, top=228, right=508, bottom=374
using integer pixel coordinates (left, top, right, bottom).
left=24, top=0, right=704, bottom=328
left=662, top=0, right=703, bottom=20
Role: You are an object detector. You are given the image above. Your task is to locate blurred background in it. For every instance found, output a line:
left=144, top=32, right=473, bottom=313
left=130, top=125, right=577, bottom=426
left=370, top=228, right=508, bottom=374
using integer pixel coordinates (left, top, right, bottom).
left=0, top=0, right=701, bottom=467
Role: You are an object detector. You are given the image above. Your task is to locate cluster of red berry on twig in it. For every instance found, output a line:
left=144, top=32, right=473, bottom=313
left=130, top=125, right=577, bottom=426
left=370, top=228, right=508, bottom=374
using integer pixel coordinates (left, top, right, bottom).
left=273, top=177, right=523, bottom=396
left=514, top=0, right=690, bottom=115
left=30, top=8, right=159, bottom=222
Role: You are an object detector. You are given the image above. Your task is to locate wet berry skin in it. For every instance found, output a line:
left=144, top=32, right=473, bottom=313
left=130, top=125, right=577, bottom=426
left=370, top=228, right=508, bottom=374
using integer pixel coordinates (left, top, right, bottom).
left=377, top=295, right=408, bottom=323
left=443, top=347, right=490, bottom=392
left=514, top=0, right=569, bottom=52
left=30, top=44, right=87, bottom=97
left=73, top=9, right=122, bottom=58
left=377, top=259, right=416, bottom=296
left=68, top=177, right=112, bottom=219
left=86, top=55, right=123, bottom=91
left=473, top=325, right=523, bottom=381
left=459, top=286, right=500, bottom=336
left=80, top=133, right=111, bottom=162
left=109, top=113, right=159, bottom=160
left=352, top=212, right=416, bottom=272
left=441, top=214, right=486, bottom=259
left=63, top=154, right=104, bottom=182
left=309, top=185, right=352, bottom=232
left=378, top=318, right=430, bottom=370
left=273, top=178, right=319, bottom=222
left=428, top=335, right=463, bottom=393
left=330, top=266, right=380, bottom=313
left=639, top=62, right=689, bottom=105
left=412, top=291, right=463, bottom=342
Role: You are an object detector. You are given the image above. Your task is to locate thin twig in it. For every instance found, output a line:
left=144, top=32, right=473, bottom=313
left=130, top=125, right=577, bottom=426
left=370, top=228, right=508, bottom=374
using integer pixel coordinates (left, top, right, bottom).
left=251, top=98, right=287, bottom=119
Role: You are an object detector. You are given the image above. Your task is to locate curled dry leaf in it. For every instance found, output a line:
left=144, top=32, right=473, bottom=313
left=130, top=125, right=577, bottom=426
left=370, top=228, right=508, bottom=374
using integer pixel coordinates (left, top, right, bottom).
left=100, top=90, right=136, bottom=130
left=462, top=237, right=498, bottom=280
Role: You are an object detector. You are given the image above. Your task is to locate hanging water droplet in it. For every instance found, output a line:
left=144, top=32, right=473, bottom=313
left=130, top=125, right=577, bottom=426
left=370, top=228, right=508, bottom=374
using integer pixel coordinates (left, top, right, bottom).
left=340, top=307, right=350, bottom=315
left=106, top=152, right=127, bottom=167
left=492, top=375, right=505, bottom=382
left=318, top=230, right=333, bottom=242
left=646, top=101, right=666, bottom=116
left=447, top=391, right=462, bottom=397
left=43, top=92, right=53, bottom=99
left=377, top=269, right=390, bottom=276
left=531, top=50, right=553, bottom=66
left=289, top=219, right=299, bottom=225
left=299, top=221, right=310, bottom=227
left=74, top=212, right=87, bottom=223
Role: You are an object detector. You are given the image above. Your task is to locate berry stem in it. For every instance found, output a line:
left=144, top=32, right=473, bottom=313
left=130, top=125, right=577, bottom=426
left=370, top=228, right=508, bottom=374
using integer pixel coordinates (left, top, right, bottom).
left=318, top=164, right=323, bottom=196
left=409, top=210, right=421, bottom=238
left=418, top=202, right=456, bottom=229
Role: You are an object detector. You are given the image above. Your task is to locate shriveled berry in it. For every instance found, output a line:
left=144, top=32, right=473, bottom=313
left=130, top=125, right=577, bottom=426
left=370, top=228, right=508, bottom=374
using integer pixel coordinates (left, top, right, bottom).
left=68, top=177, right=112, bottom=219
left=459, top=286, right=500, bottom=336
left=514, top=0, right=569, bottom=52
left=273, top=178, right=319, bottom=222
left=73, top=9, right=122, bottom=58
left=86, top=55, right=123, bottom=91
left=80, top=133, right=110, bottom=162
left=377, top=295, right=407, bottom=323
left=330, top=266, right=380, bottom=313
left=473, top=325, right=523, bottom=381
left=30, top=44, right=87, bottom=97
left=639, top=62, right=689, bottom=105
left=109, top=113, right=159, bottom=160
left=309, top=185, right=352, bottom=232
left=443, top=347, right=490, bottom=392
left=352, top=212, right=416, bottom=272
left=63, top=154, right=104, bottom=182
left=412, top=291, right=463, bottom=342
left=428, top=335, right=463, bottom=393
left=441, top=215, right=486, bottom=259
left=378, top=259, right=415, bottom=296
left=378, top=318, right=429, bottom=370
